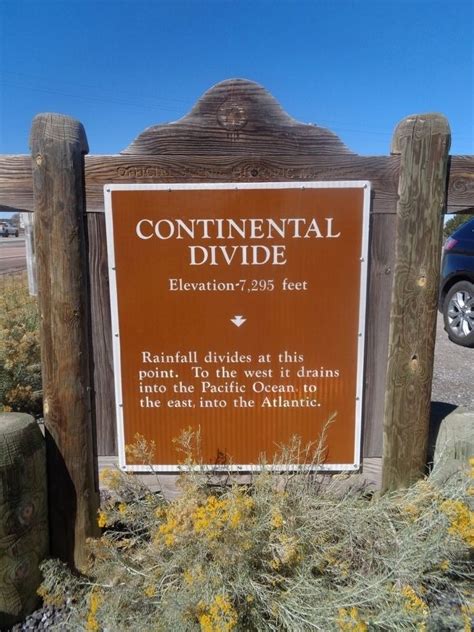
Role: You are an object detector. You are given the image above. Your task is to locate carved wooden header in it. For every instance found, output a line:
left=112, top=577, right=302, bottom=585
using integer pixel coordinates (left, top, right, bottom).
left=123, top=78, right=353, bottom=156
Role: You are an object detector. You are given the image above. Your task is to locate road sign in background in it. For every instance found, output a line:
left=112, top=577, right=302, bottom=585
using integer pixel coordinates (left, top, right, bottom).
left=105, top=182, right=370, bottom=470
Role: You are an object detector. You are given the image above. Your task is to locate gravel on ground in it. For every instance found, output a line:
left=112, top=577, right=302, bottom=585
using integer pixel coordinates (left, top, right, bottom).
left=432, top=313, right=474, bottom=410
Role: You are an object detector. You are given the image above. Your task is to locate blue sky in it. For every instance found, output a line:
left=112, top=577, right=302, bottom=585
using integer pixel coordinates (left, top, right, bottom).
left=0, top=0, right=472, bottom=217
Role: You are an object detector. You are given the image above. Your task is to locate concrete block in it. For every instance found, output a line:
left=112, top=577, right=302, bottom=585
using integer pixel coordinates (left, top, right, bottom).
left=432, top=407, right=474, bottom=480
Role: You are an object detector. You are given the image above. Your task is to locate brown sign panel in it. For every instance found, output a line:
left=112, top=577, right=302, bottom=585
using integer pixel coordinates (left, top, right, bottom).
left=105, top=183, right=370, bottom=471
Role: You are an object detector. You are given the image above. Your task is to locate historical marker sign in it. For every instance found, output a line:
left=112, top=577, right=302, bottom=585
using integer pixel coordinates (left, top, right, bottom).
left=105, top=182, right=370, bottom=471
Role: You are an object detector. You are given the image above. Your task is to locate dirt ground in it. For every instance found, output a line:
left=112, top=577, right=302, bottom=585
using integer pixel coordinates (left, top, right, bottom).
left=432, top=312, right=473, bottom=410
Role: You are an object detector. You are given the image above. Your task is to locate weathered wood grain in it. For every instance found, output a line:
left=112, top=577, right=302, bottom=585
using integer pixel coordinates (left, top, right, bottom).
left=123, top=79, right=353, bottom=156
left=382, top=114, right=451, bottom=492
left=88, top=213, right=116, bottom=456
left=85, top=154, right=400, bottom=214
left=2, top=154, right=472, bottom=214
left=30, top=113, right=100, bottom=569
left=0, top=156, right=35, bottom=212
left=447, top=155, right=474, bottom=210
left=363, top=212, right=396, bottom=457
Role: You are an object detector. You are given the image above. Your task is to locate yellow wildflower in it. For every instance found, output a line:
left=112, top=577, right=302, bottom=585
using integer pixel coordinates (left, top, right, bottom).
left=199, top=613, right=213, bottom=632
left=192, top=493, right=253, bottom=541
left=461, top=604, right=473, bottom=632
left=86, top=589, right=103, bottom=632
left=155, top=506, right=166, bottom=518
left=144, top=585, right=156, bottom=598
left=36, top=584, right=64, bottom=608
left=198, top=594, right=237, bottom=632
left=401, top=585, right=429, bottom=617
left=97, top=511, right=108, bottom=528
left=270, top=558, right=281, bottom=570
left=164, top=533, right=175, bottom=547
left=192, top=495, right=224, bottom=540
left=118, top=503, right=127, bottom=515
left=402, top=503, right=420, bottom=520
left=228, top=508, right=242, bottom=529
left=156, top=507, right=186, bottom=547
left=337, top=607, right=368, bottom=631
left=440, top=499, right=474, bottom=547
left=99, top=468, right=121, bottom=490
left=271, top=507, right=284, bottom=529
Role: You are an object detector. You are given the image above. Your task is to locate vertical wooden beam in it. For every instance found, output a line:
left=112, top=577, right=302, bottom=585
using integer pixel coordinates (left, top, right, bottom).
left=30, top=113, right=100, bottom=569
left=88, top=213, right=117, bottom=455
left=382, top=114, right=451, bottom=492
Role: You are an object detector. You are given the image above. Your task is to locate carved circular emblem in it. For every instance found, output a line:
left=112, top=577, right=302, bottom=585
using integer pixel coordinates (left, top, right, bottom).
left=217, top=99, right=248, bottom=131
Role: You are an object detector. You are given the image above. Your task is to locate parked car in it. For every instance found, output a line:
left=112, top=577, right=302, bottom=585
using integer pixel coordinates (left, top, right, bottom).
left=439, top=217, right=474, bottom=347
left=0, top=221, right=19, bottom=237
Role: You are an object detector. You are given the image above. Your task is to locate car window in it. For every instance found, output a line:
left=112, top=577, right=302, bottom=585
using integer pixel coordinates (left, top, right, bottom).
left=454, top=218, right=474, bottom=240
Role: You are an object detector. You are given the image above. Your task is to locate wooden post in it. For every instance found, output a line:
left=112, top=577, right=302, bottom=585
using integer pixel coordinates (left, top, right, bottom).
left=382, top=113, right=451, bottom=492
left=30, top=113, right=100, bottom=569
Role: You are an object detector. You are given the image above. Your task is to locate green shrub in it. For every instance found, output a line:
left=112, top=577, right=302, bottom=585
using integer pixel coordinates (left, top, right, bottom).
left=0, top=273, right=42, bottom=416
left=38, top=433, right=473, bottom=631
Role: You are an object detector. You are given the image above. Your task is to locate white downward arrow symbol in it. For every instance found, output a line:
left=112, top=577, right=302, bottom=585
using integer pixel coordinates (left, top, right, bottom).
left=231, top=315, right=246, bottom=327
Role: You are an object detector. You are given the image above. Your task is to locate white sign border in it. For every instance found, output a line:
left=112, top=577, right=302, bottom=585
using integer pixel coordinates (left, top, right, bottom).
left=104, top=181, right=371, bottom=473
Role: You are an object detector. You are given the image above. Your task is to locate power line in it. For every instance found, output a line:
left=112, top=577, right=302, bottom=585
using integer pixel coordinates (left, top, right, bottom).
left=0, top=80, right=186, bottom=114
left=1, top=70, right=192, bottom=107
left=1, top=72, right=472, bottom=146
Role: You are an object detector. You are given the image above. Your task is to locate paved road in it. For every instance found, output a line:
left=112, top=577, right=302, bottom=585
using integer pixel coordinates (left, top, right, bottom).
left=0, top=237, right=26, bottom=274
